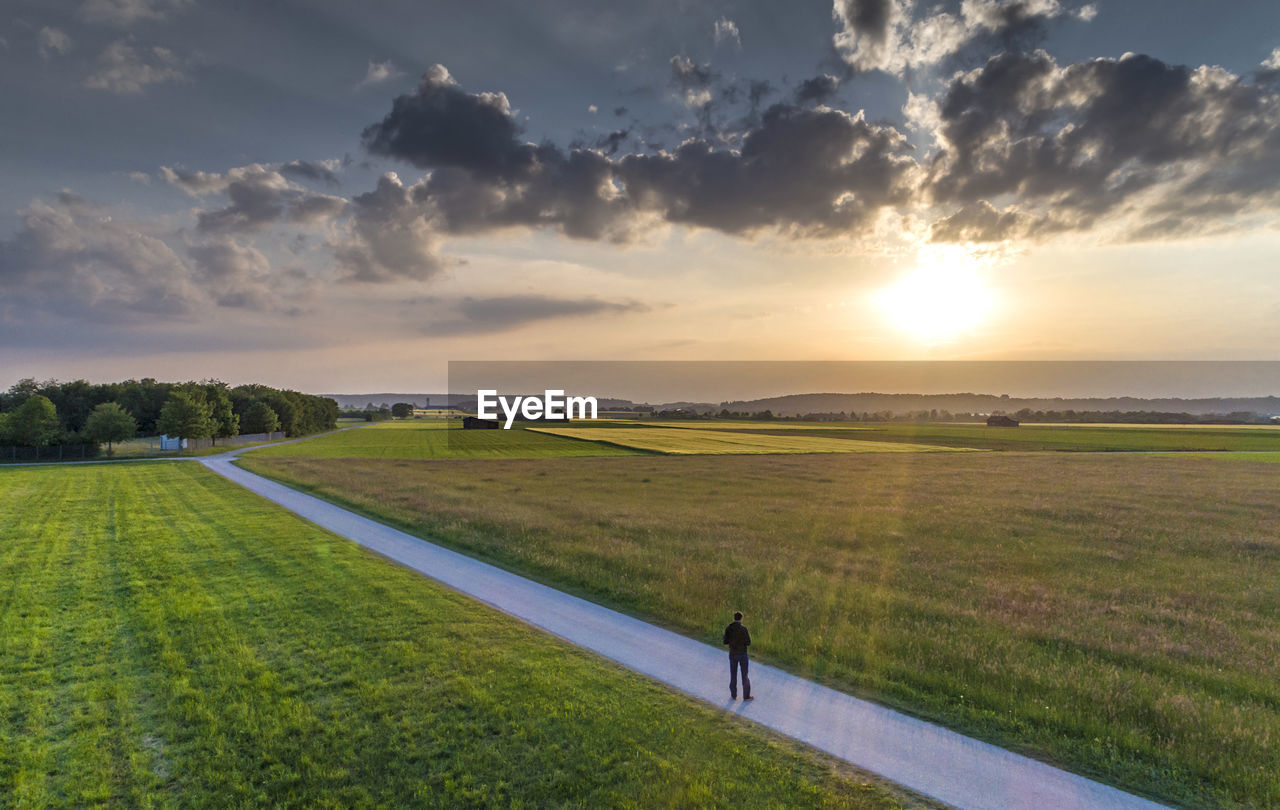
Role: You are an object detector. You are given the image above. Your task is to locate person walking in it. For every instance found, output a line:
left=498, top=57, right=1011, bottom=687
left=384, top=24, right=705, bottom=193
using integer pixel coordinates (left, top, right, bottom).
left=723, top=611, right=753, bottom=700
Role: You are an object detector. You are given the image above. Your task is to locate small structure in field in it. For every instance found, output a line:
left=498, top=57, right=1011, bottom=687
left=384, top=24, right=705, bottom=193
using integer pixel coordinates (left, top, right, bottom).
left=462, top=416, right=500, bottom=430
left=986, top=414, right=1020, bottom=427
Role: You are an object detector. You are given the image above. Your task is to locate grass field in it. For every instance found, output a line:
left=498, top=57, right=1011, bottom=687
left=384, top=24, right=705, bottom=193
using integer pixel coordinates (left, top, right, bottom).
left=241, top=450, right=1280, bottom=808
left=246, top=420, right=641, bottom=460
left=613, top=421, right=1280, bottom=452
left=528, top=426, right=968, bottom=454
left=0, top=462, right=933, bottom=809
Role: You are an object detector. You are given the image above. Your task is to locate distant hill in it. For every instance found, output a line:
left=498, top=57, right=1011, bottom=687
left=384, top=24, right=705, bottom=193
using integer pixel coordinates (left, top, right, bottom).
left=323, top=391, right=1280, bottom=418
left=717, top=392, right=1280, bottom=417
left=324, top=393, right=453, bottom=409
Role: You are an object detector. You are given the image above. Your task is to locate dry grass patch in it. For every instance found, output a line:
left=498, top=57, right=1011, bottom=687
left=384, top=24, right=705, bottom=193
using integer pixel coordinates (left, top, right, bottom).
left=242, top=451, right=1280, bottom=808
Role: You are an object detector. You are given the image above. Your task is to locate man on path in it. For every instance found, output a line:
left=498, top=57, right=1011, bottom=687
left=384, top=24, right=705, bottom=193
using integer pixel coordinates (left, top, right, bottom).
left=723, top=611, right=753, bottom=700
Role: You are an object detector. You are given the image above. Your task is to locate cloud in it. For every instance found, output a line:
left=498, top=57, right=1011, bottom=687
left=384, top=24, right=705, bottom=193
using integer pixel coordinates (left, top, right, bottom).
left=357, top=59, right=401, bottom=89
left=37, top=27, right=72, bottom=60
left=714, top=17, right=741, bottom=48
left=616, top=104, right=919, bottom=236
left=78, top=0, right=190, bottom=26
left=794, top=74, right=840, bottom=105
left=926, top=50, right=1280, bottom=239
left=186, top=238, right=282, bottom=310
left=0, top=192, right=319, bottom=322
left=929, top=199, right=1070, bottom=242
left=670, top=55, right=715, bottom=108
left=423, top=295, right=649, bottom=335
left=0, top=193, right=201, bottom=318
left=595, top=128, right=631, bottom=155
left=161, top=164, right=348, bottom=234
left=84, top=39, right=186, bottom=94
left=159, top=166, right=229, bottom=194
left=362, top=65, right=528, bottom=178
left=287, top=193, right=347, bottom=225
left=355, top=65, right=920, bottom=246
left=832, top=0, right=1079, bottom=76
left=333, top=172, right=444, bottom=283
left=280, top=159, right=341, bottom=186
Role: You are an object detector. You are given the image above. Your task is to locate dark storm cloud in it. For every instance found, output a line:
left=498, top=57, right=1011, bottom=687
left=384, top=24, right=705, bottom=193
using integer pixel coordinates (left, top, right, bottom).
left=794, top=74, right=840, bottom=105
left=927, top=50, right=1280, bottom=240
left=361, top=65, right=529, bottom=179
left=838, top=0, right=893, bottom=44
left=617, top=104, right=918, bottom=235
left=354, top=65, right=920, bottom=246
left=422, top=295, right=649, bottom=336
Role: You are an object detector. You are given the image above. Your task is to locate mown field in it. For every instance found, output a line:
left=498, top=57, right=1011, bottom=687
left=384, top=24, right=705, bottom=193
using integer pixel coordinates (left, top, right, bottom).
left=609, top=420, right=1280, bottom=452
left=529, top=426, right=966, bottom=454
left=0, top=462, right=931, bottom=809
left=241, top=449, right=1280, bottom=808
left=248, top=420, right=641, bottom=460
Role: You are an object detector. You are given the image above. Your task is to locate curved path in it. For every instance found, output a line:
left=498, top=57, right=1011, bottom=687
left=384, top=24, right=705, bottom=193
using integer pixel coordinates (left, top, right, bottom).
left=200, top=448, right=1168, bottom=810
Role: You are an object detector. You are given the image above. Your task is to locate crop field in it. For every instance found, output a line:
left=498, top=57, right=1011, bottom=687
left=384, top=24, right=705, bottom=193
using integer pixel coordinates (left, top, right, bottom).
left=246, top=420, right=641, bottom=460
left=241, top=450, right=1280, bottom=808
left=528, top=426, right=968, bottom=454
left=610, top=420, right=1280, bottom=452
left=0, top=462, right=930, bottom=809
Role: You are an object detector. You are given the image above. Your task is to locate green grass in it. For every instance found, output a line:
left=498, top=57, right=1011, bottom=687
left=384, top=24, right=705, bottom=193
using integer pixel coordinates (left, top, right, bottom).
left=245, top=420, right=642, bottom=460
left=619, top=421, right=1280, bottom=452
left=529, top=426, right=968, bottom=454
left=0, top=462, right=934, bottom=809
left=241, top=451, right=1280, bottom=808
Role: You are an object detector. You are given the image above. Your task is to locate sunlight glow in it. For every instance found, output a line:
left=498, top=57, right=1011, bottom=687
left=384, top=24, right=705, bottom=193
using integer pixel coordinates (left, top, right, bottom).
left=874, top=247, right=998, bottom=343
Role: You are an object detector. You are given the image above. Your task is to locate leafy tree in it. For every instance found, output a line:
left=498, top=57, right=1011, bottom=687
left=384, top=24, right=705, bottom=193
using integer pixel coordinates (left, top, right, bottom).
left=197, top=380, right=239, bottom=442
left=117, top=379, right=172, bottom=435
left=156, top=389, right=214, bottom=441
left=241, top=400, right=281, bottom=434
left=8, top=395, right=61, bottom=447
left=83, top=402, right=137, bottom=456
left=1, top=377, right=41, bottom=411
left=391, top=402, right=414, bottom=418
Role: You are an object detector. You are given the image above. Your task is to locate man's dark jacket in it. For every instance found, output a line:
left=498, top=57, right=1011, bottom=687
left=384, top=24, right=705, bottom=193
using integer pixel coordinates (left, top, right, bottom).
left=723, top=621, right=751, bottom=656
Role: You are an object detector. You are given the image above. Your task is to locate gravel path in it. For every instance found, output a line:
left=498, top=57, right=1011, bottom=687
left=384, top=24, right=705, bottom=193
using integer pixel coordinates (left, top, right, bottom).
left=200, top=448, right=1168, bottom=810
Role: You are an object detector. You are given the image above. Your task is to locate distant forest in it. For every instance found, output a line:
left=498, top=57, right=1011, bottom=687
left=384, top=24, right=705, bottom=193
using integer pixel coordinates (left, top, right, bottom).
left=0, top=378, right=338, bottom=448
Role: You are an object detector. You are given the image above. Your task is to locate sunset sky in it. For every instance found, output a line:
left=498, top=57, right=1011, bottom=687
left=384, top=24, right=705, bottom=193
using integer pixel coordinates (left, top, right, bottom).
left=3, top=0, right=1280, bottom=393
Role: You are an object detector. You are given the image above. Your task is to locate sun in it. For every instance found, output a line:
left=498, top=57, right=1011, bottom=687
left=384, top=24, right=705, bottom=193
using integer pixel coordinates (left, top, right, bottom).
left=874, top=248, right=998, bottom=343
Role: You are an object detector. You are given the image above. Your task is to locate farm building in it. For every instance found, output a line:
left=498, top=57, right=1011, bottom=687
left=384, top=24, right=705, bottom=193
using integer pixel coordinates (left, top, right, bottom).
left=986, top=415, right=1020, bottom=427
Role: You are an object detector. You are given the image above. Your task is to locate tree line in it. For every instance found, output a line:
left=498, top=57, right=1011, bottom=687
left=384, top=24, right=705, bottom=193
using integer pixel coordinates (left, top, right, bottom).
left=0, top=378, right=339, bottom=451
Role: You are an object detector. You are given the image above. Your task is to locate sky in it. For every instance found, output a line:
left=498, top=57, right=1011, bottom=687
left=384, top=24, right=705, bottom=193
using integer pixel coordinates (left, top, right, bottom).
left=3, top=0, right=1280, bottom=394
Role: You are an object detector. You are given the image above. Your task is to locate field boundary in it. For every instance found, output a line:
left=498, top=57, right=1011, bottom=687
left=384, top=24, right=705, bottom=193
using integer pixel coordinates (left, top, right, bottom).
left=197, top=446, right=1167, bottom=810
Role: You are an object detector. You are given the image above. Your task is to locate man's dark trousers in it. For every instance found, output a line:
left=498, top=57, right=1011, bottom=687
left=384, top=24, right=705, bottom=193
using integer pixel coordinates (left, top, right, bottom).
left=729, top=654, right=751, bottom=700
